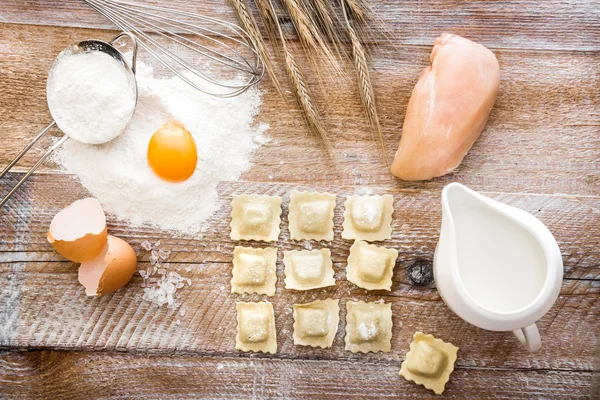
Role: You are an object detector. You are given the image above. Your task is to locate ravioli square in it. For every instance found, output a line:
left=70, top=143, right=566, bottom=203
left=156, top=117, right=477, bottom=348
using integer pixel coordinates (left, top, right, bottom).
left=399, top=332, right=459, bottom=395
left=283, top=248, right=335, bottom=290
left=231, top=246, right=277, bottom=296
left=231, top=194, right=282, bottom=242
left=346, top=241, right=398, bottom=291
left=288, top=190, right=336, bottom=241
left=293, top=299, right=339, bottom=348
left=235, top=302, right=277, bottom=354
left=345, top=301, right=393, bottom=353
left=342, top=194, right=393, bottom=241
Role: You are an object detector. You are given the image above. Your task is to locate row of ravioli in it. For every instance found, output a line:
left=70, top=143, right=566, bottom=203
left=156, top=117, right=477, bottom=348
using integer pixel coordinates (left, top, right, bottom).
left=230, top=190, right=394, bottom=243
left=231, top=241, right=397, bottom=296
left=235, top=299, right=459, bottom=395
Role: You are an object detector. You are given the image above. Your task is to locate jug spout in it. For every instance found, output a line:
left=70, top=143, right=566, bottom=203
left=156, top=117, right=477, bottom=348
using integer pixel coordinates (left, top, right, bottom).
left=442, top=182, right=490, bottom=219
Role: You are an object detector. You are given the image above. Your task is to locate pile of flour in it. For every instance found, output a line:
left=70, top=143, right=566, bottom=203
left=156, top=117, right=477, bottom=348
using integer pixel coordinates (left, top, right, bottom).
left=53, top=61, right=268, bottom=235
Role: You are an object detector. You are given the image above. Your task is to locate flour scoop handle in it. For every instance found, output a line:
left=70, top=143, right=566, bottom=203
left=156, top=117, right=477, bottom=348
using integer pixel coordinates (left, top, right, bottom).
left=0, top=122, right=68, bottom=208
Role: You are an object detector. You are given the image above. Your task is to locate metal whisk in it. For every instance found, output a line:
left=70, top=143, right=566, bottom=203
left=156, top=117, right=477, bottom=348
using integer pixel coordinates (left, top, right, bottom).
left=84, top=0, right=264, bottom=97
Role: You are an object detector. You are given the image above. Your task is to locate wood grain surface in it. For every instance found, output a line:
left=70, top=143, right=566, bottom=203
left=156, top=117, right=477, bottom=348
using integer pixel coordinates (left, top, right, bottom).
left=0, top=0, right=599, bottom=399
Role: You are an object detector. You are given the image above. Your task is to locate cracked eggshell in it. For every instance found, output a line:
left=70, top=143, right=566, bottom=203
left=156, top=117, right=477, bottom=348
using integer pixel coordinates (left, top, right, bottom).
left=47, top=198, right=108, bottom=262
left=78, top=235, right=137, bottom=296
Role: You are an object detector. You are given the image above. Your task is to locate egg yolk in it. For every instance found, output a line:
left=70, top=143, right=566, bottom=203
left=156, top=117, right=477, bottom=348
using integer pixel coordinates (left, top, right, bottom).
left=147, top=122, right=197, bottom=182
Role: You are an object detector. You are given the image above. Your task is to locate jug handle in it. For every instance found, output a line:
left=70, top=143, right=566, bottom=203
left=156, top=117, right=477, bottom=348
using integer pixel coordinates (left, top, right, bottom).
left=512, top=324, right=541, bottom=352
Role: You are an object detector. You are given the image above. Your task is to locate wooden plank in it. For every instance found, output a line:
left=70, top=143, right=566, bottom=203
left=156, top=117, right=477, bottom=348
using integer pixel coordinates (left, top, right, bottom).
left=1, top=176, right=598, bottom=280
left=0, top=350, right=594, bottom=399
left=0, top=23, right=598, bottom=195
left=0, top=256, right=597, bottom=369
left=1, top=0, right=599, bottom=51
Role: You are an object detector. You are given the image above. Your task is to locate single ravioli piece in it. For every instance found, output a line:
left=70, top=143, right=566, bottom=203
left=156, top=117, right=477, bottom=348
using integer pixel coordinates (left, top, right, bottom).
left=342, top=194, right=393, bottom=241
left=230, top=194, right=282, bottom=242
left=292, top=299, right=340, bottom=348
left=347, top=241, right=398, bottom=291
left=288, top=190, right=336, bottom=241
left=283, top=248, right=335, bottom=290
left=345, top=301, right=393, bottom=353
left=235, top=301, right=277, bottom=354
left=231, top=246, right=277, bottom=296
left=399, top=332, right=459, bottom=395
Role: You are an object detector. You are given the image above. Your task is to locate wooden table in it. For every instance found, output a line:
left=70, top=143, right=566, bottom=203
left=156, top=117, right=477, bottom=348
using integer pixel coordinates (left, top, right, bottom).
left=0, top=1, right=598, bottom=398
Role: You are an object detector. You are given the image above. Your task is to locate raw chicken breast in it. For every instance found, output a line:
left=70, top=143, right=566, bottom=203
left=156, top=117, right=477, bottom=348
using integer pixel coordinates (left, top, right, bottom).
left=391, top=33, right=500, bottom=181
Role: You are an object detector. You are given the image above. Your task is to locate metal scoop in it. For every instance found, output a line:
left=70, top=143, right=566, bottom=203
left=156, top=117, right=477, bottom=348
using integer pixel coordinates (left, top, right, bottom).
left=0, top=32, right=138, bottom=208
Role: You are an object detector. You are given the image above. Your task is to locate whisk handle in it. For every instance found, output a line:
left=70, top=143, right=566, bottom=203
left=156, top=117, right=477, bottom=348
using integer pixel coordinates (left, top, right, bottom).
left=0, top=122, right=68, bottom=208
left=0, top=121, right=56, bottom=180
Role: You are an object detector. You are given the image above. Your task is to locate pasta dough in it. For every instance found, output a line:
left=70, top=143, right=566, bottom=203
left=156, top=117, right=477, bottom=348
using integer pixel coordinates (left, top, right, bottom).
left=346, top=240, right=398, bottom=291
left=231, top=246, right=277, bottom=296
left=342, top=194, right=393, bottom=241
left=288, top=190, right=336, bottom=241
left=230, top=194, right=282, bottom=242
left=235, top=301, right=277, bottom=354
left=345, top=301, right=393, bottom=353
left=283, top=248, right=335, bottom=290
left=399, top=332, right=459, bottom=395
left=292, top=299, right=339, bottom=348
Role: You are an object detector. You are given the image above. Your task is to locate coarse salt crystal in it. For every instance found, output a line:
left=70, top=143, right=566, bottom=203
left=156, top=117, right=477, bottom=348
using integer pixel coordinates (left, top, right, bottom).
left=158, top=249, right=170, bottom=260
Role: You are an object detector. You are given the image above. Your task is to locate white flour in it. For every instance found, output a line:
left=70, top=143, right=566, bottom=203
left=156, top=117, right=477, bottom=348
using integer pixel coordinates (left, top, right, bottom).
left=53, top=61, right=268, bottom=235
left=47, top=50, right=137, bottom=144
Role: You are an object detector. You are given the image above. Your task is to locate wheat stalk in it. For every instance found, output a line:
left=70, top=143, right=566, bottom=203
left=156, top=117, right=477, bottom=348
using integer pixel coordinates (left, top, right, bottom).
left=230, top=0, right=282, bottom=94
left=342, top=0, right=387, bottom=166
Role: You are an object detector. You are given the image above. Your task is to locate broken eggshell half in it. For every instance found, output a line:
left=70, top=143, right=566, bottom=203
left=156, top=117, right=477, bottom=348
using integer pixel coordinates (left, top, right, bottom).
left=47, top=197, right=108, bottom=263
left=79, top=235, right=137, bottom=296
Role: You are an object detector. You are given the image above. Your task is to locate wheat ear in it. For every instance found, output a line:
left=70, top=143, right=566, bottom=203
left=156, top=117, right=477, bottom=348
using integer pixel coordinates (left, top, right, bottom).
left=343, top=0, right=366, bottom=23
left=264, top=0, right=332, bottom=154
left=309, top=0, right=348, bottom=61
left=281, top=0, right=340, bottom=73
left=230, top=0, right=282, bottom=94
left=342, top=0, right=387, bottom=166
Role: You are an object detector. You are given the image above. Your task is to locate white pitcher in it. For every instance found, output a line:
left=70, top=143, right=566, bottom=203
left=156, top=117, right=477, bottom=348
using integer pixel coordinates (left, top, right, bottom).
left=434, top=183, right=563, bottom=352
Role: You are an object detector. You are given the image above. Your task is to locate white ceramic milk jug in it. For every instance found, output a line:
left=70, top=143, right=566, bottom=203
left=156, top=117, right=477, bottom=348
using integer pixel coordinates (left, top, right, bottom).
left=434, top=183, right=563, bottom=352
